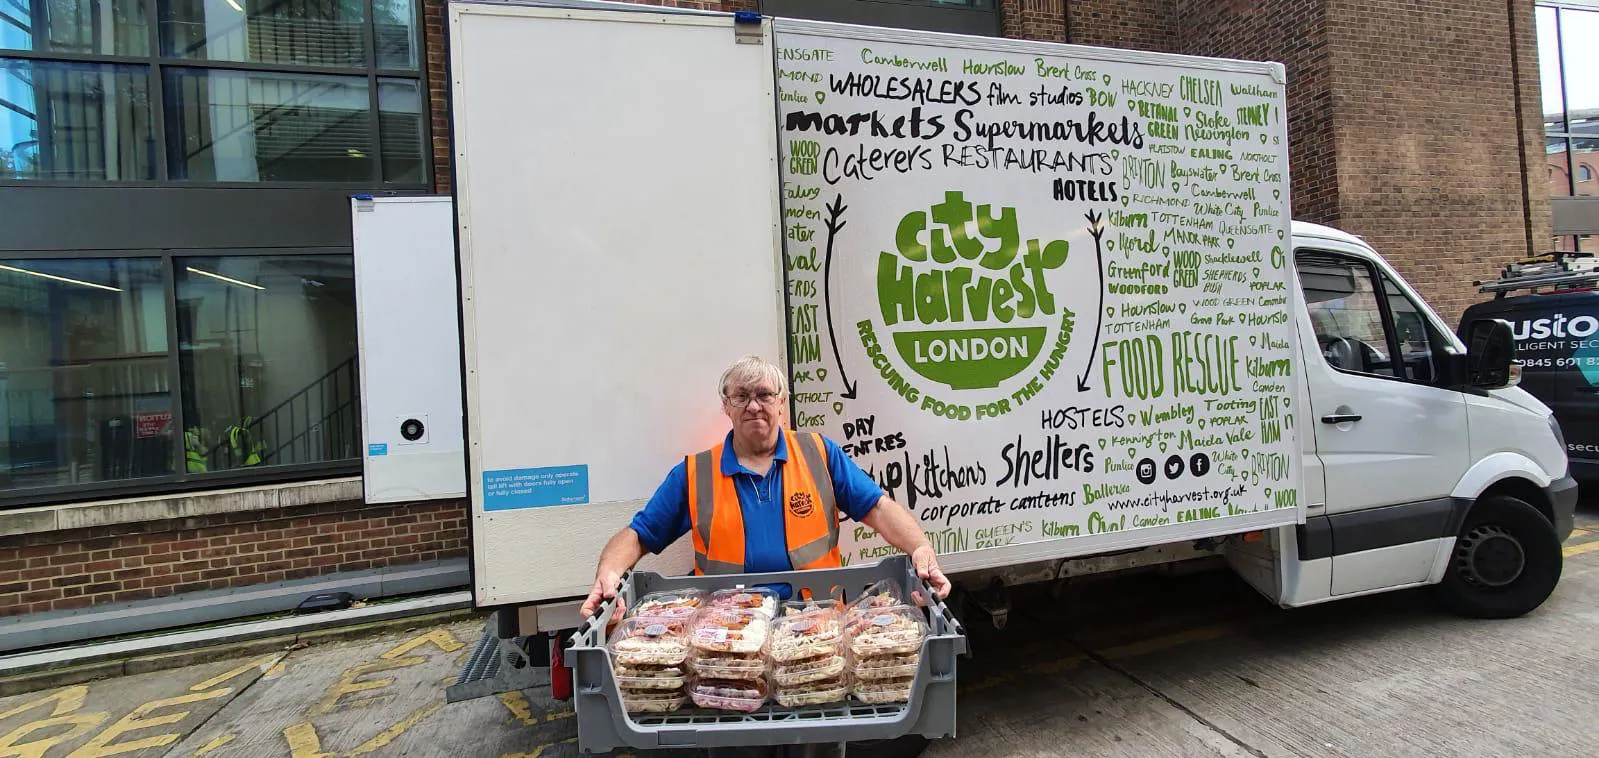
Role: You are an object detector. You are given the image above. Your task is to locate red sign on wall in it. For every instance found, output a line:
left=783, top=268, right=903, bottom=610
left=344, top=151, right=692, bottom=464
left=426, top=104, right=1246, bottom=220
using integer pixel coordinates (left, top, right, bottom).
left=135, top=412, right=173, bottom=439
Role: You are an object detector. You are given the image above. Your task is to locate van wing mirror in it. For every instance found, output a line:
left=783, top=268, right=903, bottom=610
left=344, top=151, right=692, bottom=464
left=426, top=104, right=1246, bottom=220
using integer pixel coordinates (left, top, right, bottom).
left=1465, top=318, right=1518, bottom=389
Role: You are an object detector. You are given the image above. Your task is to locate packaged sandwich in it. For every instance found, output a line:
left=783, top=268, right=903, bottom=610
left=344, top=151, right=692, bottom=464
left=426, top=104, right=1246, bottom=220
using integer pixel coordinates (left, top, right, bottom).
left=613, top=661, right=689, bottom=691
left=853, top=651, right=920, bottom=682
left=852, top=675, right=914, bottom=705
left=690, top=650, right=767, bottom=681
left=707, top=587, right=780, bottom=618
left=768, top=607, right=844, bottom=663
left=689, top=607, right=771, bottom=656
left=772, top=650, right=848, bottom=687
left=848, top=579, right=906, bottom=615
left=609, top=618, right=690, bottom=667
left=846, top=606, right=927, bottom=659
left=628, top=589, right=707, bottom=621
left=690, top=678, right=769, bottom=712
left=774, top=674, right=850, bottom=708
left=620, top=689, right=688, bottom=714
left=783, top=585, right=844, bottom=615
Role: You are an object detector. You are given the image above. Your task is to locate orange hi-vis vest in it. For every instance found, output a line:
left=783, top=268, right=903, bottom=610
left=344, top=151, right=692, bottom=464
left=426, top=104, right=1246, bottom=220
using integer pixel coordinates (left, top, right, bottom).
left=685, top=429, right=842, bottom=575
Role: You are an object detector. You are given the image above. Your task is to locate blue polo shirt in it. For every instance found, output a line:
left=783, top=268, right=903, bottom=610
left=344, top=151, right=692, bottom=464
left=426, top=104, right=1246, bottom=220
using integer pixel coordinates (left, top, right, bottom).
left=628, top=431, right=885, bottom=573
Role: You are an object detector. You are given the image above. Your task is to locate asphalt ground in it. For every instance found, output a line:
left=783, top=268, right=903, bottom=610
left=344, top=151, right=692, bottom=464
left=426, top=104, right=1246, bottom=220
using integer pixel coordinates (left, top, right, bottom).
left=1, top=503, right=1595, bottom=758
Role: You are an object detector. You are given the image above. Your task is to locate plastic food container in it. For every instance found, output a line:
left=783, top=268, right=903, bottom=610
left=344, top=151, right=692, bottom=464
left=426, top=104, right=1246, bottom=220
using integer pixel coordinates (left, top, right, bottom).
left=846, top=607, right=927, bottom=659
left=783, top=585, right=845, bottom=615
left=613, top=663, right=689, bottom=691
left=769, top=608, right=844, bottom=663
left=774, top=675, right=851, bottom=708
left=628, top=589, right=707, bottom=621
left=772, top=651, right=848, bottom=687
left=690, top=650, right=767, bottom=681
left=690, top=678, right=769, bottom=712
left=849, top=579, right=905, bottom=615
left=853, top=651, right=919, bottom=682
left=609, top=618, right=691, bottom=667
left=620, top=689, right=689, bottom=714
left=708, top=587, right=780, bottom=618
left=690, top=607, right=771, bottom=656
left=852, top=676, right=914, bottom=705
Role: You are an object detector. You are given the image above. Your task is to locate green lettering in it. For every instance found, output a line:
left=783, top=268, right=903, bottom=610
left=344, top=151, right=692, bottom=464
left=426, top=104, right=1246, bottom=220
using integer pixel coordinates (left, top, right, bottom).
left=944, top=267, right=973, bottom=321
left=1009, top=263, right=1037, bottom=319
left=878, top=252, right=916, bottom=326
left=976, top=204, right=1019, bottom=270
left=931, top=191, right=982, bottom=262
left=895, top=211, right=928, bottom=262
left=992, top=276, right=1016, bottom=322
left=915, top=269, right=949, bottom=325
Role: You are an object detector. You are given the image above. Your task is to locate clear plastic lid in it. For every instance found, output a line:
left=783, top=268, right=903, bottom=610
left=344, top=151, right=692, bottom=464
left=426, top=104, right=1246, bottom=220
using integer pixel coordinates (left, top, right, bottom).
left=707, top=587, right=780, bottom=618
left=853, top=651, right=919, bottom=682
left=852, top=676, right=914, bottom=705
left=690, top=678, right=769, bottom=713
left=774, top=677, right=850, bottom=708
left=772, top=652, right=848, bottom=687
left=849, top=579, right=906, bottom=614
left=628, top=589, right=707, bottom=621
left=608, top=617, right=691, bottom=666
left=689, top=607, right=771, bottom=655
left=769, top=608, right=845, bottom=662
left=783, top=585, right=845, bottom=615
left=846, top=606, right=928, bottom=658
left=689, top=650, right=767, bottom=680
left=620, top=689, right=688, bottom=714
left=614, top=668, right=689, bottom=691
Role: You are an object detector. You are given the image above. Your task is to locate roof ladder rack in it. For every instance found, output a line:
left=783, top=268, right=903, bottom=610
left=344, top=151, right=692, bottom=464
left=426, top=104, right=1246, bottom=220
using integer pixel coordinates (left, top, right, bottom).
left=1476, top=251, right=1599, bottom=298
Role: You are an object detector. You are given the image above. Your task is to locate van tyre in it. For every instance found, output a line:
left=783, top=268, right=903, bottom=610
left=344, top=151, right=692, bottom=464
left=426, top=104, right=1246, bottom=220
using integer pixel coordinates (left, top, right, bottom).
left=1435, top=495, right=1562, bottom=619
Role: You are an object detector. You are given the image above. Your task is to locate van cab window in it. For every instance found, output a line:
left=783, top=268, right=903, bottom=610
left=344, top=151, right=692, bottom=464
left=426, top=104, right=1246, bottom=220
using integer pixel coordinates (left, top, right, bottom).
left=1297, top=251, right=1442, bottom=385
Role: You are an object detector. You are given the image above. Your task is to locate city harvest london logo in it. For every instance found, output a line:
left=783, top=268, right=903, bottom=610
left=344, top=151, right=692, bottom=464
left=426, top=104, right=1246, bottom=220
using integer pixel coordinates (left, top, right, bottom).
left=862, top=191, right=1072, bottom=417
left=789, top=491, right=815, bottom=518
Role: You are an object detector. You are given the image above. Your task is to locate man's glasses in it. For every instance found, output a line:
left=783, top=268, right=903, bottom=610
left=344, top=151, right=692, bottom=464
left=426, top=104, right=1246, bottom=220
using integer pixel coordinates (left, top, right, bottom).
left=724, top=390, right=783, bottom=407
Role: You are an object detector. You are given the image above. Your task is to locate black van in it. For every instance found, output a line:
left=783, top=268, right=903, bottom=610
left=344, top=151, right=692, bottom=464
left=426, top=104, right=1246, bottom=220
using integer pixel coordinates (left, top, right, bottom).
left=1461, top=252, right=1599, bottom=482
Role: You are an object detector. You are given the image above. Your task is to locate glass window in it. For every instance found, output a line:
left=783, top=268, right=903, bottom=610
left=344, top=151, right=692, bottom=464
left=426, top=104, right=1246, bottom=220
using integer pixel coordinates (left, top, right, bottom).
left=161, top=0, right=368, bottom=68
left=0, top=258, right=174, bottom=492
left=378, top=78, right=422, bottom=183
left=1578, top=137, right=1599, bottom=196
left=1298, top=254, right=1398, bottom=379
left=164, top=67, right=374, bottom=182
left=1381, top=275, right=1439, bottom=385
left=372, top=0, right=417, bottom=69
left=0, top=0, right=150, bottom=55
left=1550, top=136, right=1573, bottom=197
left=1560, top=8, right=1598, bottom=119
left=0, top=58, right=156, bottom=180
left=1538, top=5, right=1564, bottom=133
left=175, top=255, right=359, bottom=472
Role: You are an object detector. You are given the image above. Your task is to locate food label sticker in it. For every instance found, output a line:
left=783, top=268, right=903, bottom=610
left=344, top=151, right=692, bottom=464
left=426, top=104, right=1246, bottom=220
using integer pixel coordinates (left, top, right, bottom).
left=872, top=614, right=894, bottom=626
left=645, top=623, right=667, bottom=637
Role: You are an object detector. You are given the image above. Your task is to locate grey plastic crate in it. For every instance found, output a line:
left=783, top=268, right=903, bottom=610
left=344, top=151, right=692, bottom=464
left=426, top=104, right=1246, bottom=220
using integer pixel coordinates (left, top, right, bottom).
left=568, top=555, right=967, bottom=752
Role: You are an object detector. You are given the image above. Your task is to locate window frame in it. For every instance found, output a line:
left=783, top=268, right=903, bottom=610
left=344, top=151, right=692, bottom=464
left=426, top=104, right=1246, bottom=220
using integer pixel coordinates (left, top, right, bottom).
left=0, top=248, right=362, bottom=510
left=0, top=0, right=431, bottom=188
left=1296, top=248, right=1453, bottom=389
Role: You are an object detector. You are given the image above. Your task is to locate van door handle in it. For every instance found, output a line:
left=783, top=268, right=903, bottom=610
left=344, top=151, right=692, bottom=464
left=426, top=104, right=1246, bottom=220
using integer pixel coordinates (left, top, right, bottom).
left=1321, top=413, right=1362, bottom=424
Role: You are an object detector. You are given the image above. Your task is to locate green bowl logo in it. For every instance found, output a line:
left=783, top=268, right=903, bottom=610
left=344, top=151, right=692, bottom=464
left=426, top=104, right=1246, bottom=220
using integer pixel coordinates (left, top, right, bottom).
left=878, top=191, right=1069, bottom=390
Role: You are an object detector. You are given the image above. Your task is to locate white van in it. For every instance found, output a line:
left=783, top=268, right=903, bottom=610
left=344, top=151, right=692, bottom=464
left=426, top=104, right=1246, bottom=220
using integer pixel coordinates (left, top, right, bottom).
left=1224, top=221, right=1576, bottom=619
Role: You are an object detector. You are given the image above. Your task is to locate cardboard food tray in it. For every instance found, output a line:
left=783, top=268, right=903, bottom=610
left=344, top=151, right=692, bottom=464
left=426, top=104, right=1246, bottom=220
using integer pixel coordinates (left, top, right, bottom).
left=568, top=555, right=968, bottom=752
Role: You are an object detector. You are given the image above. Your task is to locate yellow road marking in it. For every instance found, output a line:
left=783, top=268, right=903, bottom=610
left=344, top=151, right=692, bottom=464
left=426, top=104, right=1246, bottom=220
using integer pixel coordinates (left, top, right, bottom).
left=1564, top=540, right=1599, bottom=557
left=348, top=702, right=441, bottom=756
left=189, top=655, right=286, bottom=693
left=381, top=630, right=464, bottom=661
left=265, top=661, right=288, bottom=679
left=0, top=686, right=89, bottom=720
left=195, top=733, right=235, bottom=755
left=311, top=629, right=465, bottom=716
left=66, top=689, right=229, bottom=757
left=0, top=713, right=109, bottom=758
left=501, top=736, right=577, bottom=758
left=283, top=722, right=332, bottom=758
left=498, top=692, right=536, bottom=725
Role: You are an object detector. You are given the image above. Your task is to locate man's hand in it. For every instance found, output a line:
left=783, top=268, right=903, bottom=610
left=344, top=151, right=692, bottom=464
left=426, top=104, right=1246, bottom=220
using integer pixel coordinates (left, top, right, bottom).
left=580, top=569, right=625, bottom=618
left=911, top=544, right=951, bottom=600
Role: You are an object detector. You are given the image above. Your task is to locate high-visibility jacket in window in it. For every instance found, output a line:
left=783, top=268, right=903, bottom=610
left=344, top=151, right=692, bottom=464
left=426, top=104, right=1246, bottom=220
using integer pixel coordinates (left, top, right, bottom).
left=685, top=429, right=842, bottom=575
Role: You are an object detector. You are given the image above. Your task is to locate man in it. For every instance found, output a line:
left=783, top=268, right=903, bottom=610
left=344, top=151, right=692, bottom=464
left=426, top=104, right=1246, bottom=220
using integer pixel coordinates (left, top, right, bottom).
left=579, top=355, right=952, bottom=758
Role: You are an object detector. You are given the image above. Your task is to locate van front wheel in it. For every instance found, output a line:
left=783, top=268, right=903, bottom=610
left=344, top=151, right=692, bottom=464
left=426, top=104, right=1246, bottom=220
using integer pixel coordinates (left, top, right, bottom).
left=1435, top=495, right=1563, bottom=619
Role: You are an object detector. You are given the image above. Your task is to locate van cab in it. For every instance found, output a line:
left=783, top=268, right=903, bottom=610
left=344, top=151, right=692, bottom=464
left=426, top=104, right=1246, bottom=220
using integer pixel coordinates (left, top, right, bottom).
left=1231, top=221, right=1577, bottom=619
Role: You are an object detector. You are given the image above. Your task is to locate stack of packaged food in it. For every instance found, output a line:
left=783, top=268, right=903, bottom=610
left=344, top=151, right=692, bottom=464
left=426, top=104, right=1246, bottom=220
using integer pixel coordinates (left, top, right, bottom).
left=627, top=589, right=707, bottom=622
left=687, top=605, right=772, bottom=712
left=844, top=581, right=928, bottom=705
left=607, top=617, right=692, bottom=713
left=707, top=587, right=781, bottom=617
left=769, top=606, right=850, bottom=707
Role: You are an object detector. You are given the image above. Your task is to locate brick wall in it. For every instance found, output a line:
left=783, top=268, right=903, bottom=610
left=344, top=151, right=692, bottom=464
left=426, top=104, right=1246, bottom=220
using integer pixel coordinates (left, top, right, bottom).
left=426, top=0, right=451, bottom=194
left=1177, top=0, right=1340, bottom=227
left=1001, top=0, right=1067, bottom=42
left=0, top=500, right=467, bottom=617
left=1513, top=0, right=1552, bottom=257
left=1322, top=0, right=1544, bottom=322
left=1067, top=0, right=1176, bottom=52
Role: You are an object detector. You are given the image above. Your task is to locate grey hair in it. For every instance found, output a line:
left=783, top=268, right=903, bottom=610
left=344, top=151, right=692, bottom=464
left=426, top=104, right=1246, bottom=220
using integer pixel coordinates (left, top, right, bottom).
left=718, top=354, right=789, bottom=399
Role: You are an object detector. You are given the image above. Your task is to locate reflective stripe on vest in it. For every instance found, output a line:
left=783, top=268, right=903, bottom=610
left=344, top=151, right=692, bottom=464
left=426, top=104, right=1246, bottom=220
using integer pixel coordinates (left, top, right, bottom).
left=686, top=430, right=841, bottom=575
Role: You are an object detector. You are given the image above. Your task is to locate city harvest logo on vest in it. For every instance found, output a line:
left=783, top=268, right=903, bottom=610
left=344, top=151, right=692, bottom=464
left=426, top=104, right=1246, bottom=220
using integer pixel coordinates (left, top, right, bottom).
left=1510, top=313, right=1599, bottom=341
left=874, top=190, right=1070, bottom=395
left=789, top=491, right=815, bottom=518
